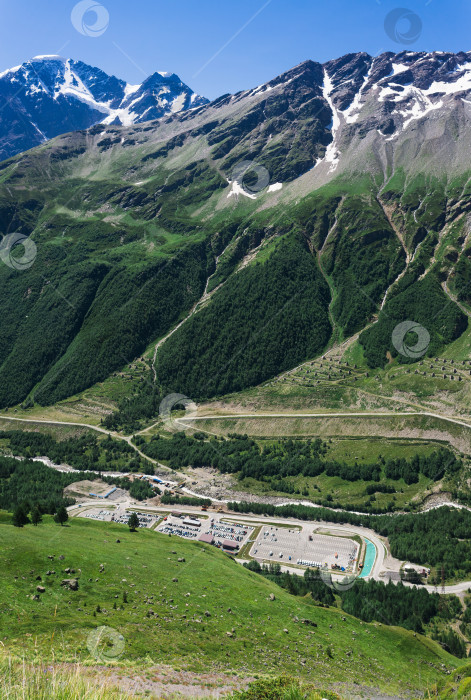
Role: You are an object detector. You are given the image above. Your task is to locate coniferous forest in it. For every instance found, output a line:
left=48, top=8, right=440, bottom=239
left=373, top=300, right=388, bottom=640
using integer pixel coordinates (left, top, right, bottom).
left=156, top=237, right=332, bottom=399
left=141, top=432, right=459, bottom=488
left=0, top=430, right=152, bottom=473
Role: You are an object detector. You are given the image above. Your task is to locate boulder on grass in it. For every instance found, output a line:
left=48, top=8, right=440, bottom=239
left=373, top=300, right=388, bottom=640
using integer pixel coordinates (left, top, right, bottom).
left=61, top=578, right=79, bottom=591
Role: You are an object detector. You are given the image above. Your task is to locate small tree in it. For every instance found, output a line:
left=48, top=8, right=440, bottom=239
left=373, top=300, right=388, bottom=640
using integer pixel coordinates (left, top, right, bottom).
left=128, top=512, right=139, bottom=532
left=54, top=506, right=69, bottom=526
left=12, top=506, right=29, bottom=528
left=31, top=506, right=42, bottom=526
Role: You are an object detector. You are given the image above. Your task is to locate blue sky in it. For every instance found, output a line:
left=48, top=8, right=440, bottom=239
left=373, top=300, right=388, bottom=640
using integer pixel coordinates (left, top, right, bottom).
left=1, top=0, right=471, bottom=99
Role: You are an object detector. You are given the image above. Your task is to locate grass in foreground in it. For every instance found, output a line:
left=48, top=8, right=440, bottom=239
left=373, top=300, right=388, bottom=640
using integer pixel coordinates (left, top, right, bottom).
left=3, top=660, right=470, bottom=699
left=0, top=657, right=128, bottom=700
left=0, top=513, right=463, bottom=697
left=0, top=661, right=343, bottom=699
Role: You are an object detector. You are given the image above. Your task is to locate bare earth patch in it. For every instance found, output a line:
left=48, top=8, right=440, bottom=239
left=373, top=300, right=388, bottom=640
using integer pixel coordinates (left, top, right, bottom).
left=85, top=664, right=253, bottom=698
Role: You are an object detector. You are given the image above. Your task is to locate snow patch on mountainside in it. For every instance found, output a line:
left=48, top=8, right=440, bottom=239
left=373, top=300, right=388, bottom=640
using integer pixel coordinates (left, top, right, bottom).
left=124, top=83, right=140, bottom=97
left=400, top=91, right=444, bottom=130
left=426, top=62, right=471, bottom=95
left=55, top=59, right=108, bottom=114
left=227, top=180, right=257, bottom=200
left=320, top=69, right=341, bottom=172
left=319, top=52, right=471, bottom=149
left=343, top=64, right=373, bottom=124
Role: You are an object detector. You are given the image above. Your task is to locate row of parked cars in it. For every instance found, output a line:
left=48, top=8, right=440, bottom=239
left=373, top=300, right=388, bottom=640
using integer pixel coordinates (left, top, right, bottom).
left=160, top=523, right=200, bottom=539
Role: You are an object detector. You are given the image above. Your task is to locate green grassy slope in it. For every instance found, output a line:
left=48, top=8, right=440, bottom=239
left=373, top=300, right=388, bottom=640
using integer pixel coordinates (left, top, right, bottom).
left=430, top=664, right=471, bottom=698
left=0, top=513, right=462, bottom=696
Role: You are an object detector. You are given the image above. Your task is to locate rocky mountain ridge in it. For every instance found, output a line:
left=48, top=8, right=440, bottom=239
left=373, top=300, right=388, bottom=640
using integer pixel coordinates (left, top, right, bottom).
left=0, top=55, right=208, bottom=160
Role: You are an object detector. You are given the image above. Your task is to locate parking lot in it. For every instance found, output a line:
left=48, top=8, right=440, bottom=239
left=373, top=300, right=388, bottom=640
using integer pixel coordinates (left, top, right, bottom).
left=251, top=526, right=359, bottom=572
left=79, top=508, right=113, bottom=523
left=156, top=513, right=204, bottom=540
left=76, top=508, right=357, bottom=571
left=155, top=514, right=253, bottom=548
left=112, top=511, right=161, bottom=528
left=208, top=521, right=253, bottom=545
left=159, top=522, right=201, bottom=539
left=79, top=508, right=161, bottom=529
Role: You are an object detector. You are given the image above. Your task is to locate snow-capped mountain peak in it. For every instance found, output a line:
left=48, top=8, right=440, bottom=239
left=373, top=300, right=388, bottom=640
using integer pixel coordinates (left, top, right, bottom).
left=0, top=56, right=208, bottom=160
